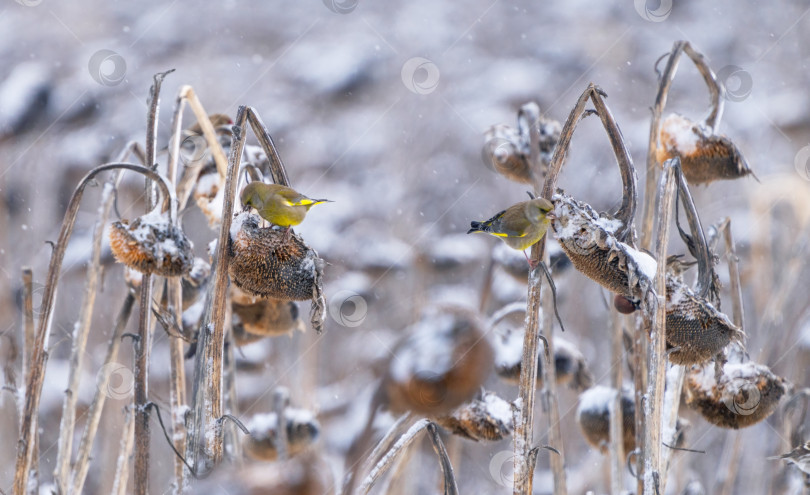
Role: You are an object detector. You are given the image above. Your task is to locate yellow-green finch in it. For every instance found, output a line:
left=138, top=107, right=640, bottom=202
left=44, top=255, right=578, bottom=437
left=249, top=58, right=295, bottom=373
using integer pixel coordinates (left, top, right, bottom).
left=468, top=197, right=555, bottom=268
left=240, top=182, right=330, bottom=238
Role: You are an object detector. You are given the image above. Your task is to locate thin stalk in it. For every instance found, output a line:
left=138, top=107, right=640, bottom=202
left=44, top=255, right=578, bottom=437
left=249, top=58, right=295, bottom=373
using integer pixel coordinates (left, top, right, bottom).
left=356, top=412, right=415, bottom=489
left=511, top=90, right=583, bottom=495
left=222, top=329, right=241, bottom=464
left=19, top=267, right=37, bottom=494
left=477, top=255, right=495, bottom=312
left=12, top=163, right=172, bottom=495
left=426, top=423, right=459, bottom=495
left=134, top=69, right=172, bottom=495
left=642, top=159, right=678, bottom=495
left=358, top=419, right=430, bottom=495
left=720, top=219, right=745, bottom=330
left=659, top=365, right=685, bottom=495
left=54, top=178, right=118, bottom=493
left=608, top=309, right=625, bottom=495
left=20, top=268, right=33, bottom=419
left=170, top=86, right=230, bottom=209
left=514, top=83, right=635, bottom=495
left=133, top=273, right=153, bottom=494
left=111, top=407, right=136, bottom=495
left=70, top=292, right=136, bottom=495
left=631, top=312, right=647, bottom=495
left=246, top=108, right=290, bottom=187
left=540, top=247, right=566, bottom=495
left=166, top=91, right=195, bottom=492
left=187, top=106, right=247, bottom=473
left=274, top=388, right=290, bottom=461
left=383, top=435, right=417, bottom=495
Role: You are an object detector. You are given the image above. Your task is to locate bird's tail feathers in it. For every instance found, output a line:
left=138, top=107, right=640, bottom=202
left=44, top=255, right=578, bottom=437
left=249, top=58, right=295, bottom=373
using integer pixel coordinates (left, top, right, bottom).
left=294, top=198, right=332, bottom=207
left=468, top=221, right=488, bottom=234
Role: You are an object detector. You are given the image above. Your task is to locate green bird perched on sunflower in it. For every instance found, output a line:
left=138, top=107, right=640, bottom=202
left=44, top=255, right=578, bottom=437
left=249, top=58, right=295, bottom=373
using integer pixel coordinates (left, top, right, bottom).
left=240, top=182, right=331, bottom=239
left=468, top=195, right=555, bottom=269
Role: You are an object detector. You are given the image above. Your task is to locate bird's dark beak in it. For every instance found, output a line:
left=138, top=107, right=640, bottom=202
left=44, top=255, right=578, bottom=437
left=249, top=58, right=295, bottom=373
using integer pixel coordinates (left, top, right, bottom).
left=546, top=212, right=556, bottom=221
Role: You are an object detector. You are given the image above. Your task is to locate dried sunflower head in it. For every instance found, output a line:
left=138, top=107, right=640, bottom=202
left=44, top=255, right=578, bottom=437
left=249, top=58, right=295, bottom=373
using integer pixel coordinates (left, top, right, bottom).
left=231, top=285, right=302, bottom=342
left=109, top=208, right=193, bottom=277
left=435, top=391, right=513, bottom=442
left=551, top=193, right=655, bottom=302
left=481, top=108, right=560, bottom=185
left=656, top=114, right=752, bottom=185
left=576, top=385, right=636, bottom=454
left=228, top=211, right=323, bottom=301
left=244, top=408, right=320, bottom=461
left=665, top=275, right=743, bottom=365
left=495, top=330, right=592, bottom=391
left=685, top=361, right=787, bottom=429
left=382, top=306, right=494, bottom=416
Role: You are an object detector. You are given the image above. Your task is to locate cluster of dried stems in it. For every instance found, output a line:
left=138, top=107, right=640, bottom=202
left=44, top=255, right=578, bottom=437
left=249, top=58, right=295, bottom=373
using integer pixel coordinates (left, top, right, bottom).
left=8, top=68, right=325, bottom=494
left=6, top=38, right=805, bottom=495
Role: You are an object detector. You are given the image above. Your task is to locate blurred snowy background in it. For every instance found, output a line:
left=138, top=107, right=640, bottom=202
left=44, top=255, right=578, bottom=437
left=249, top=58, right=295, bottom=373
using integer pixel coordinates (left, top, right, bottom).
left=1, top=0, right=809, bottom=493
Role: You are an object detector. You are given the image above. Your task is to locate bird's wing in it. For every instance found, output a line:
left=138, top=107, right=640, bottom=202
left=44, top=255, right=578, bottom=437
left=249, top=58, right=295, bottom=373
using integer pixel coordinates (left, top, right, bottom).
left=485, top=209, right=527, bottom=238
left=278, top=191, right=318, bottom=207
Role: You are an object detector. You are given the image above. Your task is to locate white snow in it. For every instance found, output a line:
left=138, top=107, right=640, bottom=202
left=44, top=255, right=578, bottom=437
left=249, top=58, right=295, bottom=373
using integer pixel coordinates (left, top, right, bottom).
left=195, top=172, right=220, bottom=197
left=229, top=211, right=252, bottom=240
left=483, top=392, right=514, bottom=427
left=666, top=282, right=688, bottom=311
left=624, top=244, right=658, bottom=280
left=577, top=385, right=616, bottom=416
left=689, top=364, right=717, bottom=392
left=390, top=313, right=457, bottom=383
left=594, top=216, right=624, bottom=234
left=495, top=327, right=525, bottom=369
left=662, top=114, right=701, bottom=154
left=247, top=412, right=278, bottom=438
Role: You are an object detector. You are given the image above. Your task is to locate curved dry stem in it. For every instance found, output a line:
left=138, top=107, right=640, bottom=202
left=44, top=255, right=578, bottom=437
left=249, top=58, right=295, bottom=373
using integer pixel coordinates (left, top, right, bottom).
left=12, top=162, right=174, bottom=495
left=674, top=165, right=713, bottom=298
left=589, top=88, right=637, bottom=238
left=246, top=108, right=291, bottom=187
left=358, top=419, right=430, bottom=495
left=641, top=40, right=725, bottom=250
left=426, top=423, right=459, bottom=495
left=170, top=85, right=232, bottom=210
left=542, top=84, right=636, bottom=240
